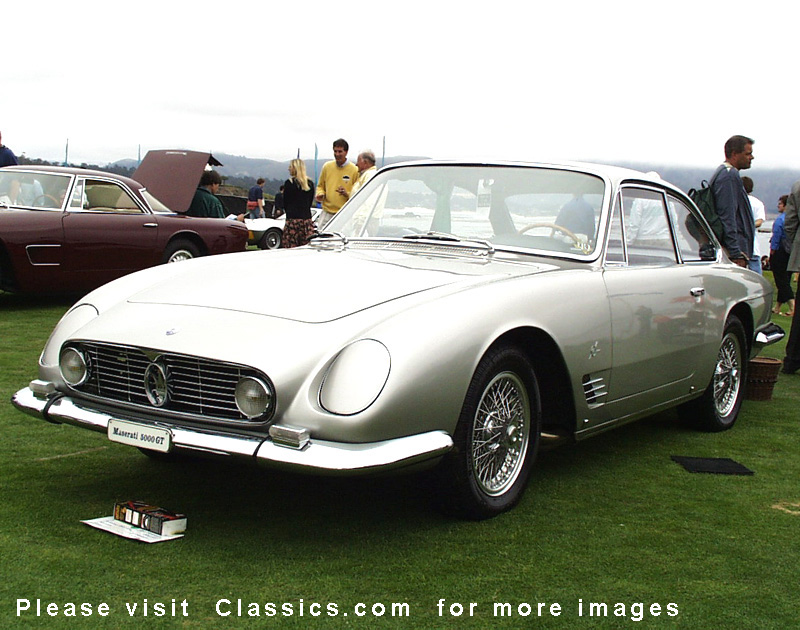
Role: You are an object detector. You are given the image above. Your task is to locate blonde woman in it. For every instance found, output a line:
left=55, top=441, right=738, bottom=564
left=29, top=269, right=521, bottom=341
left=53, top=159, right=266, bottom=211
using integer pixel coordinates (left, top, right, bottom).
left=281, top=159, right=316, bottom=248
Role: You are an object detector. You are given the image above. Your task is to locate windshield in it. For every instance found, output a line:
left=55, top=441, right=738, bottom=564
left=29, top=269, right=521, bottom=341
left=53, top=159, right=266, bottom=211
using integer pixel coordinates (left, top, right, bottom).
left=329, top=165, right=606, bottom=256
left=0, top=170, right=73, bottom=210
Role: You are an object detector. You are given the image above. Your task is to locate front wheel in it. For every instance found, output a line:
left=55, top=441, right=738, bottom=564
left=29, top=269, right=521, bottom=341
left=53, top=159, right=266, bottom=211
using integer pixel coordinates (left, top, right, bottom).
left=678, top=315, right=747, bottom=432
left=258, top=228, right=282, bottom=250
left=162, top=239, right=200, bottom=264
left=437, top=345, right=541, bottom=519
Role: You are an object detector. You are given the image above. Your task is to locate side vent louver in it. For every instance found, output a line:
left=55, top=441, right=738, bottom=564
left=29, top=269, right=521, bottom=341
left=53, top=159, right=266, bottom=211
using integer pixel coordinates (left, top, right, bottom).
left=582, top=374, right=608, bottom=406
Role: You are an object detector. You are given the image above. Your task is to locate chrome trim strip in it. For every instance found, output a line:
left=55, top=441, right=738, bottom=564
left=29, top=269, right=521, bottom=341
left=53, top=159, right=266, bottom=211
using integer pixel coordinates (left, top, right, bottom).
left=25, top=244, right=62, bottom=266
left=11, top=387, right=454, bottom=474
left=255, top=431, right=453, bottom=474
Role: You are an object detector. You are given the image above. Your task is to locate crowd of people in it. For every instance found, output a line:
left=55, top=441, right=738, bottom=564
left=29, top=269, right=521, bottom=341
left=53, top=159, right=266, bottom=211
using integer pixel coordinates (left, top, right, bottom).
left=187, top=137, right=376, bottom=249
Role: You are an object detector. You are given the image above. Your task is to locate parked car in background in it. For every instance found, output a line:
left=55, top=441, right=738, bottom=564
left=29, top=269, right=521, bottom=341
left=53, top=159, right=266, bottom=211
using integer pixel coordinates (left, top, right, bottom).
left=0, top=163, right=247, bottom=295
left=13, top=160, right=784, bottom=519
left=244, top=216, right=285, bottom=249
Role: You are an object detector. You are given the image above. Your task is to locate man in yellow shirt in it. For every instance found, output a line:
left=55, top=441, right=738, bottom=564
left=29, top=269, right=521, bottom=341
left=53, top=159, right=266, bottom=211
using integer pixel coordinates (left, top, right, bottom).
left=315, top=138, right=359, bottom=231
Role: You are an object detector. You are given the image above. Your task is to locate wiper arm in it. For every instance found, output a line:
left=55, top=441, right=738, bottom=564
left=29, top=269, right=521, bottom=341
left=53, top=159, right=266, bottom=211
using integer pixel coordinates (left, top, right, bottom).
left=403, top=231, right=460, bottom=242
left=402, top=231, right=494, bottom=254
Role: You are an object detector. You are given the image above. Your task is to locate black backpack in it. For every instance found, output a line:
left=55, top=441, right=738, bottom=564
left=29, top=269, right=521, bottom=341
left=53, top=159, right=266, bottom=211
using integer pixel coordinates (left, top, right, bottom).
left=688, top=178, right=725, bottom=243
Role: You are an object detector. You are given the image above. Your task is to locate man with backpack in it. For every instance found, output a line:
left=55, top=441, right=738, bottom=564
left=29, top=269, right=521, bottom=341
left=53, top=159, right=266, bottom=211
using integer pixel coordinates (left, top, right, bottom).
left=710, top=135, right=756, bottom=267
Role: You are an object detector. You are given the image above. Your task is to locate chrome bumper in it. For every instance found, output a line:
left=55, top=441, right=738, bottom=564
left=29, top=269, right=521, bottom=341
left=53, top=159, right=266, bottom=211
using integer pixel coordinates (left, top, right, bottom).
left=754, top=322, right=785, bottom=352
left=11, top=386, right=454, bottom=475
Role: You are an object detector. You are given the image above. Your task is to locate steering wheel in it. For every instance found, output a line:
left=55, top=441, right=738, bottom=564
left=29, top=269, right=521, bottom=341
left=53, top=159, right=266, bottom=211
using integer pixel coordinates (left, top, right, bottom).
left=32, top=194, right=61, bottom=208
left=517, top=222, right=581, bottom=246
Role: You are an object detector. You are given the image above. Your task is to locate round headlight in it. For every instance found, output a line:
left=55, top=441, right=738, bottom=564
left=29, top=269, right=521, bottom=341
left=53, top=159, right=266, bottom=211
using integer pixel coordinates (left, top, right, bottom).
left=235, top=376, right=273, bottom=419
left=320, top=339, right=391, bottom=415
left=60, top=347, right=89, bottom=386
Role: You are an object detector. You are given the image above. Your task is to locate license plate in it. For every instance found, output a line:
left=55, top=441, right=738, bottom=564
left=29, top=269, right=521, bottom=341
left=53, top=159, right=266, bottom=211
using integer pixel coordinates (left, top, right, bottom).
left=108, top=419, right=172, bottom=453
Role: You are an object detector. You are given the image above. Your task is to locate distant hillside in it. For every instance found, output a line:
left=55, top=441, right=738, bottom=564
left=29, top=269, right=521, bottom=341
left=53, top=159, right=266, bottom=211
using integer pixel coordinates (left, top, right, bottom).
left=109, top=153, right=430, bottom=196
left=99, top=154, right=796, bottom=215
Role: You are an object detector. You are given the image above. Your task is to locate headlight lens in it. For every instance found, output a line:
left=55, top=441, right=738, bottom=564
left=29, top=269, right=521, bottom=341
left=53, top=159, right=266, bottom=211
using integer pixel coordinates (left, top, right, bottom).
left=319, top=339, right=391, bottom=415
left=235, top=376, right=273, bottom=419
left=59, top=347, right=89, bottom=386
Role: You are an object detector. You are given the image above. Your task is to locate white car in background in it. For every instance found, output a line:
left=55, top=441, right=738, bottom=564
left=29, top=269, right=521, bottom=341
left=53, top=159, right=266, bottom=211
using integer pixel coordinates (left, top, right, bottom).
left=244, top=216, right=285, bottom=249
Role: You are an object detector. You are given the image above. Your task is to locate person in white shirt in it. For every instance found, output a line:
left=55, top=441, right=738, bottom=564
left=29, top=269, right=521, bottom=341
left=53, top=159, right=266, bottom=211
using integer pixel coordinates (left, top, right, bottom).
left=344, top=150, right=378, bottom=200
left=742, top=176, right=765, bottom=274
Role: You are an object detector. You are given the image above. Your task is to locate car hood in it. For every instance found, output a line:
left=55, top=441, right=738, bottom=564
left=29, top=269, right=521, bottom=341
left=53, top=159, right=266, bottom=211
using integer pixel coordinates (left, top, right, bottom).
left=124, top=247, right=553, bottom=323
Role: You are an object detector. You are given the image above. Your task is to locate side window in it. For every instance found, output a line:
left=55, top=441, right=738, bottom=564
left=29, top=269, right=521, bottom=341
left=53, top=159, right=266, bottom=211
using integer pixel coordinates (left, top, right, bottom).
left=605, top=194, right=626, bottom=264
left=69, top=180, right=85, bottom=209
left=79, top=180, right=143, bottom=213
left=621, top=188, right=677, bottom=265
left=667, top=194, right=717, bottom=262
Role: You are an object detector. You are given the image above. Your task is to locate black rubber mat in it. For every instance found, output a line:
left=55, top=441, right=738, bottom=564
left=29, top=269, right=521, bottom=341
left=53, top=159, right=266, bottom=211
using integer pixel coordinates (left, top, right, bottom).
left=670, top=456, right=754, bottom=475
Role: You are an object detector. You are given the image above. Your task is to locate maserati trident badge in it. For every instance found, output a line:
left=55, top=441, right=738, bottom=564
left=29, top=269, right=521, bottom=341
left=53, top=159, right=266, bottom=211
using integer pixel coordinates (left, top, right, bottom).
left=144, top=362, right=169, bottom=407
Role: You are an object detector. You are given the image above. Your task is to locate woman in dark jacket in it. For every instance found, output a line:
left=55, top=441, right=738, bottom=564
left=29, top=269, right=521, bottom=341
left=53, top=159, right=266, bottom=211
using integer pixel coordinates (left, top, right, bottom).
left=281, top=158, right=316, bottom=248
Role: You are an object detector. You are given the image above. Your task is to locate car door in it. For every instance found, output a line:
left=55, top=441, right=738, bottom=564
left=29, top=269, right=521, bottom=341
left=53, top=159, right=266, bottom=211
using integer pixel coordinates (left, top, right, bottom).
left=0, top=170, right=74, bottom=293
left=601, top=185, right=708, bottom=418
left=61, top=178, right=159, bottom=290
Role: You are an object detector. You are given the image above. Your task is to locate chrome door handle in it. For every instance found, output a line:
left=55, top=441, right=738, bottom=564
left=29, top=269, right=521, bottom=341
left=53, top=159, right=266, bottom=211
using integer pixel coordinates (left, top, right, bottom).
left=690, top=287, right=705, bottom=297
left=143, top=223, right=158, bottom=228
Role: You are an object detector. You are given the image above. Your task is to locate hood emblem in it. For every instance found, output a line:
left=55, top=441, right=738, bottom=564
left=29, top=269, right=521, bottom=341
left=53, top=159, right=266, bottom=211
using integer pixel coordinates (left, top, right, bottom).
left=144, top=362, right=169, bottom=407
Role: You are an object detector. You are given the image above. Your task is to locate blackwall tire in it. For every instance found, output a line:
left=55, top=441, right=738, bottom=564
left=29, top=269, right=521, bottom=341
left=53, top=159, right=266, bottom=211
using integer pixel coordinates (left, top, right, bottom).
left=437, top=345, right=541, bottom=519
left=259, top=229, right=281, bottom=250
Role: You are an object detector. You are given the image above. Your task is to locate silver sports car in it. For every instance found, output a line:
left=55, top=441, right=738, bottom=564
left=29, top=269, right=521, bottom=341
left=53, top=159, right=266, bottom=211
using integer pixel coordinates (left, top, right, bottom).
left=13, top=161, right=784, bottom=519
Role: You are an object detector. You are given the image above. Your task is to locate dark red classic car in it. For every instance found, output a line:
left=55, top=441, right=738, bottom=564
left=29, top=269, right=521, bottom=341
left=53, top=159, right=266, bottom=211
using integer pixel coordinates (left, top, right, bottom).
left=0, top=155, right=247, bottom=295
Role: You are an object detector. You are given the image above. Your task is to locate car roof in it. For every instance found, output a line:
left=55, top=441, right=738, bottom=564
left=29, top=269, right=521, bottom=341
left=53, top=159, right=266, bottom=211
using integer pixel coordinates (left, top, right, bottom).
left=1, top=164, right=144, bottom=190
left=2, top=149, right=223, bottom=213
left=379, top=159, right=683, bottom=195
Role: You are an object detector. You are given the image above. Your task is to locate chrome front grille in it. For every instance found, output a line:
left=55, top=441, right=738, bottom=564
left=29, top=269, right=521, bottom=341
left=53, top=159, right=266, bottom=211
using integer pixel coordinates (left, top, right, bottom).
left=72, top=342, right=270, bottom=423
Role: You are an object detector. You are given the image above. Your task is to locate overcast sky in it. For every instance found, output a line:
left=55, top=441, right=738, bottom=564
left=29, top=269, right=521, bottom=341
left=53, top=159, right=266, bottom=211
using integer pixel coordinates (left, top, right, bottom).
left=4, top=0, right=797, bottom=172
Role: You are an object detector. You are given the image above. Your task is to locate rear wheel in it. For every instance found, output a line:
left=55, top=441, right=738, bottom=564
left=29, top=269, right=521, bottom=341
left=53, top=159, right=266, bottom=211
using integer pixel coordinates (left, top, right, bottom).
left=679, top=315, right=746, bottom=432
left=437, top=345, right=540, bottom=519
left=162, top=239, right=200, bottom=264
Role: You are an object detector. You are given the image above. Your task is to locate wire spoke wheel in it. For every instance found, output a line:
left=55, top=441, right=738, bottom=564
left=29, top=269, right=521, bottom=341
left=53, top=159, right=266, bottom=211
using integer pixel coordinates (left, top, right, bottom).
left=713, top=331, right=742, bottom=419
left=677, top=314, right=746, bottom=432
left=437, top=345, right=540, bottom=519
left=167, top=249, right=194, bottom=263
left=470, top=372, right=530, bottom=496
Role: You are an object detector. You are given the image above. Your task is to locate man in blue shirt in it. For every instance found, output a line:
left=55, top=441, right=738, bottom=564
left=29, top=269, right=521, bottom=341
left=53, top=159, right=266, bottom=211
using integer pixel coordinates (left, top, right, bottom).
left=0, top=131, right=19, bottom=167
left=247, top=178, right=265, bottom=219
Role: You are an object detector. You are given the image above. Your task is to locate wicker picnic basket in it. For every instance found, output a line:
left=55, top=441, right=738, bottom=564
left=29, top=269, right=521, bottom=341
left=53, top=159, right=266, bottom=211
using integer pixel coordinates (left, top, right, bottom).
left=745, top=357, right=783, bottom=401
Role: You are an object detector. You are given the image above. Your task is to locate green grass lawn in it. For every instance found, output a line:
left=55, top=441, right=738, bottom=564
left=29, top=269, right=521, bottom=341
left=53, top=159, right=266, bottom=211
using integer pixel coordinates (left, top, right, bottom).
left=1, top=286, right=798, bottom=629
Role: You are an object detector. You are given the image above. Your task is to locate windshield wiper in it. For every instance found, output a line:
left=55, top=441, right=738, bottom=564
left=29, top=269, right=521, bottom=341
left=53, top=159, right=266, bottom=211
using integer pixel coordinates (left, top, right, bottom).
left=402, top=231, right=494, bottom=254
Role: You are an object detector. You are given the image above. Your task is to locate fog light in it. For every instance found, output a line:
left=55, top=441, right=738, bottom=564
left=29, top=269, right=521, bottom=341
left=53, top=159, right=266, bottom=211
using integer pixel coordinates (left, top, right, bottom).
left=235, top=376, right=273, bottom=419
left=60, top=347, right=88, bottom=386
